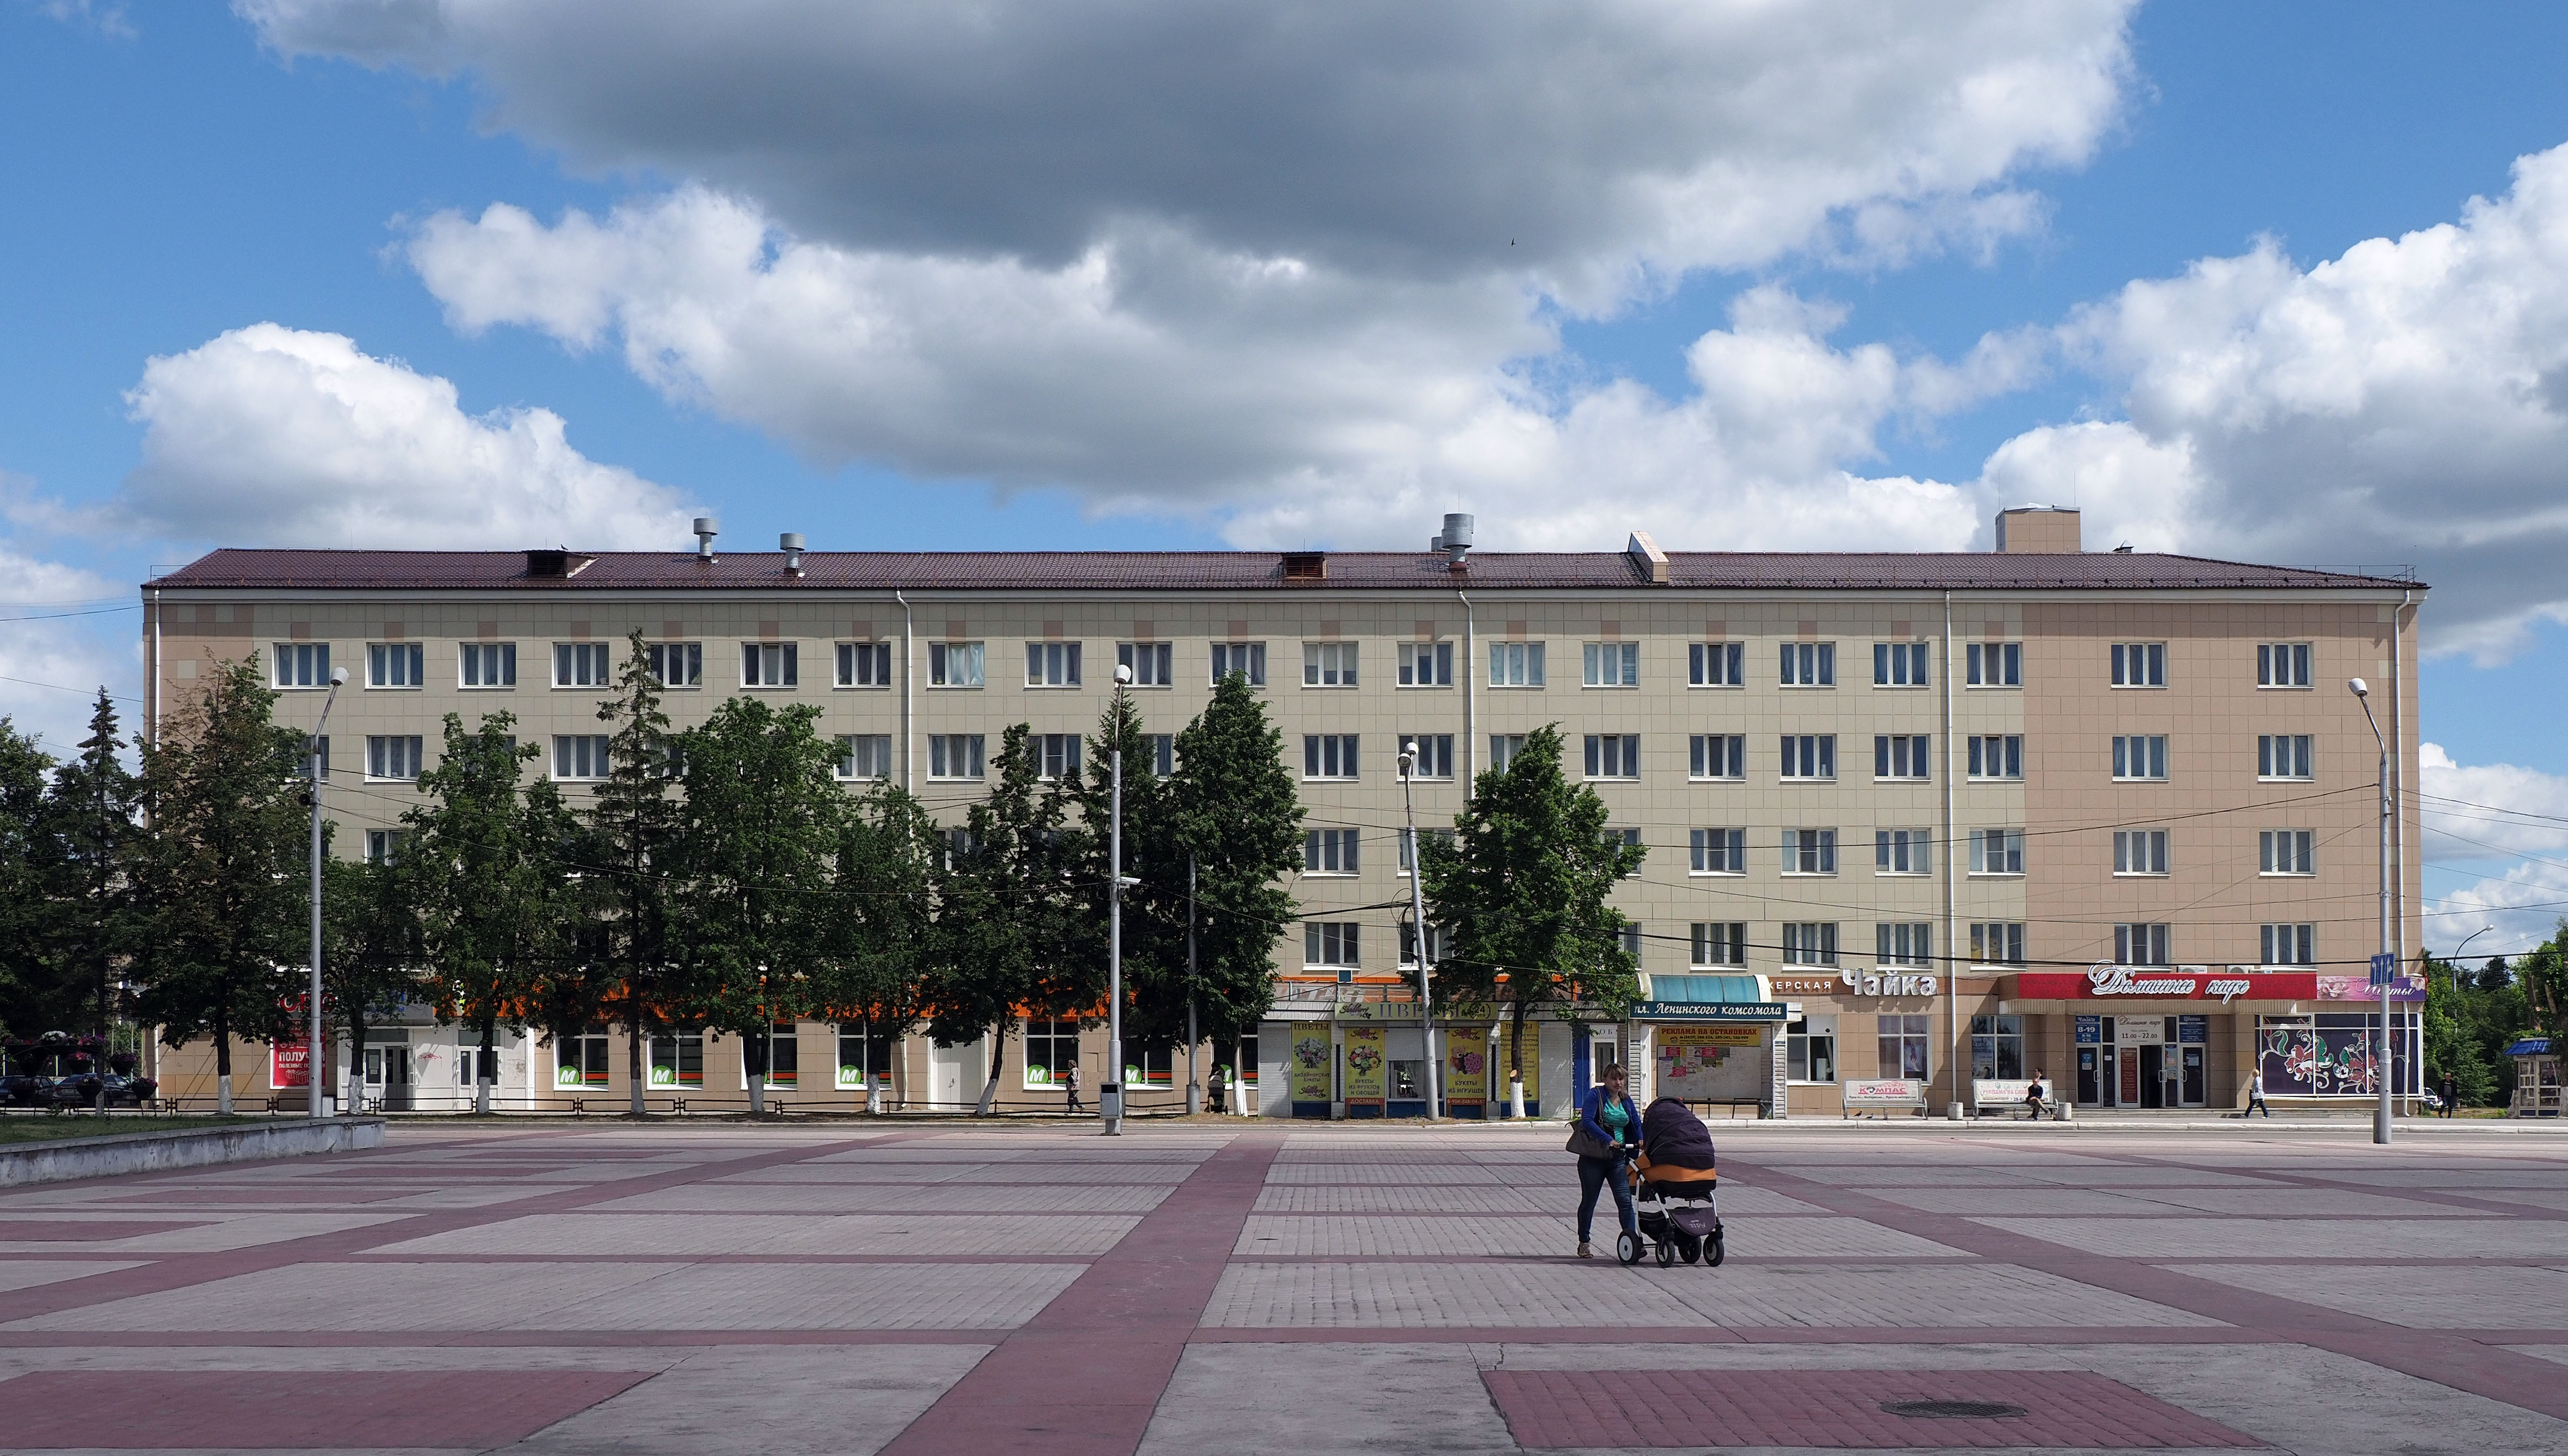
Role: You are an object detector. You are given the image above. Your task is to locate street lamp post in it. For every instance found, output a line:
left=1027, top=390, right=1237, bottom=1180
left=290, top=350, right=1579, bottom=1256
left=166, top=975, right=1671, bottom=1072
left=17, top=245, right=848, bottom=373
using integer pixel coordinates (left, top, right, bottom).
left=2350, top=677, right=2393, bottom=1145
left=1104, top=664, right=1134, bottom=1135
left=1398, top=748, right=1440, bottom=1122
left=309, top=666, right=347, bottom=1119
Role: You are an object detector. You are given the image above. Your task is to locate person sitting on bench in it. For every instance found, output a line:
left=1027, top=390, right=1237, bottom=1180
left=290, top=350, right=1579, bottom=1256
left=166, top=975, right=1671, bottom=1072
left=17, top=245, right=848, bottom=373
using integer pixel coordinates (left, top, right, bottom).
left=2023, top=1071, right=2055, bottom=1120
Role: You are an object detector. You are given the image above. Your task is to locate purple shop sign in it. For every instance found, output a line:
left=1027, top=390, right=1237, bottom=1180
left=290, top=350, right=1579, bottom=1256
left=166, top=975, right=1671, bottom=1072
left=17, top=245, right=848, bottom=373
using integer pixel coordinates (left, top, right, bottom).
left=2317, top=974, right=2424, bottom=1003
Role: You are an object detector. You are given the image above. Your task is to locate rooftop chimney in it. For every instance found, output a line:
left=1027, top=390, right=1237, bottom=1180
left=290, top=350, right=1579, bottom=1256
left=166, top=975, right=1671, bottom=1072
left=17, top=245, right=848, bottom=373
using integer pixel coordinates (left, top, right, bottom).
left=693, top=517, right=721, bottom=561
left=523, top=548, right=595, bottom=579
left=779, top=532, right=805, bottom=576
left=1435, top=512, right=1475, bottom=569
left=1625, top=529, right=1669, bottom=584
left=1995, top=505, right=2080, bottom=554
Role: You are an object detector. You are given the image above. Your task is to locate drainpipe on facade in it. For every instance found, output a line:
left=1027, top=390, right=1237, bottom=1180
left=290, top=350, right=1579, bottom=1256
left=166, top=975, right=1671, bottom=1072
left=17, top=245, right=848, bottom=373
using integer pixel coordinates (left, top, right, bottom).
left=896, top=591, right=915, bottom=793
left=1942, top=590, right=1960, bottom=1119
left=1457, top=589, right=1475, bottom=784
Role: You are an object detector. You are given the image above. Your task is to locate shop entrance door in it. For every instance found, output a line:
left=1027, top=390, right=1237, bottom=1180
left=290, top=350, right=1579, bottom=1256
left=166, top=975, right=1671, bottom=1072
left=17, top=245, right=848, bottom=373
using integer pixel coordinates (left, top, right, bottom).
left=2137, top=1046, right=2165, bottom=1109
left=2117, top=1047, right=2142, bottom=1106
left=2077, top=1045, right=2102, bottom=1104
left=364, top=1046, right=413, bottom=1112
left=2180, top=1045, right=2206, bottom=1106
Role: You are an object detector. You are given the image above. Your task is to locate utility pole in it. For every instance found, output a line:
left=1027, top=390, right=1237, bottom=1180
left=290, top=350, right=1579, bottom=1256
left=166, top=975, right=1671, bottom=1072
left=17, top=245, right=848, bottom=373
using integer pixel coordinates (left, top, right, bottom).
left=1399, top=747, right=1440, bottom=1121
left=308, top=666, right=347, bottom=1119
left=1104, top=664, right=1133, bottom=1134
left=1186, top=855, right=1201, bottom=1115
left=2352, top=676, right=2393, bottom=1145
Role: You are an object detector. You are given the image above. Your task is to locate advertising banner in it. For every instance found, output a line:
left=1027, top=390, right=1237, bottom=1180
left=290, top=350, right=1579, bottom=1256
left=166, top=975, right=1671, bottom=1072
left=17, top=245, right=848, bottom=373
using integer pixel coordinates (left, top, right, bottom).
left=2258, top=1019, right=2419, bottom=1097
left=1288, top=1026, right=1334, bottom=1106
left=2016, top=967, right=2315, bottom=1003
left=1842, top=1078, right=1924, bottom=1109
left=1444, top=1032, right=1488, bottom=1109
left=1653, top=1025, right=1766, bottom=1102
left=269, top=1039, right=311, bottom=1091
left=1342, top=1025, right=1387, bottom=1109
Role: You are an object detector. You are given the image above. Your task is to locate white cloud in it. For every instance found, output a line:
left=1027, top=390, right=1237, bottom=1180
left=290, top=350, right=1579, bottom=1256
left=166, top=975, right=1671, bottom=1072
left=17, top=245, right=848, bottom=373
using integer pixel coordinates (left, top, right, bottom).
left=1986, top=143, right=2568, bottom=657
left=2420, top=743, right=2568, bottom=861
left=0, top=543, right=134, bottom=757
left=117, top=323, right=698, bottom=550
left=246, top=1, right=2135, bottom=300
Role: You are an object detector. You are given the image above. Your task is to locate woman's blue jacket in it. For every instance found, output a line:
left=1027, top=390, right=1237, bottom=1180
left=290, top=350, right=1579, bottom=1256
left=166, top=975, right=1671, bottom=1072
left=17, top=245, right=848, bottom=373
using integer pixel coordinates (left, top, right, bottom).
left=1577, top=1086, right=1644, bottom=1154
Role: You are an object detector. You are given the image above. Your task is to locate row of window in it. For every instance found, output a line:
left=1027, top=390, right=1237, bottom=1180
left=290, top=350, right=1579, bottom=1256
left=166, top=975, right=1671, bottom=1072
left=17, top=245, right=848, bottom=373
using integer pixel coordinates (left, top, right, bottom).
left=274, top=637, right=2330, bottom=694
left=548, top=1020, right=1257, bottom=1093
left=1292, top=915, right=2323, bottom=972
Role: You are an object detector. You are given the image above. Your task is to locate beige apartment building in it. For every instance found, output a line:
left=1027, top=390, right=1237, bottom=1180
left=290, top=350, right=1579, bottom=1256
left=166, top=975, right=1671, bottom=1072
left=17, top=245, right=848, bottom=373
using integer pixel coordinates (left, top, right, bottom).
left=140, top=508, right=2425, bottom=1120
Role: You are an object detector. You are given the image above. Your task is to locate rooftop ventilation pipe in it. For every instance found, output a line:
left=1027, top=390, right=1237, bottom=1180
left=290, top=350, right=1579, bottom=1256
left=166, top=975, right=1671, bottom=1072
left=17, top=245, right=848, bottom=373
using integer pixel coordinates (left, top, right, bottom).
left=1435, top=512, right=1474, bottom=569
left=780, top=532, right=805, bottom=576
left=693, top=517, right=720, bottom=561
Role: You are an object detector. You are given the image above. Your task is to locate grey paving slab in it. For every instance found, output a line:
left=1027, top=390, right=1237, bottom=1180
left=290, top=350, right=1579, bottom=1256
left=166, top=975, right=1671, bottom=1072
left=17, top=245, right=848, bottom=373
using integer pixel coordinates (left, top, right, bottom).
left=1863, top=1187, right=2194, bottom=1215
left=6, top=1260, right=683, bottom=1332
left=2446, top=1188, right=2568, bottom=1211
left=595, top=1182, right=1170, bottom=1214
left=2343, top=1169, right=2568, bottom=1188
left=1977, top=1215, right=2567, bottom=1259
left=1649, top=1262, right=2224, bottom=1330
left=719, top=1163, right=987, bottom=1184
left=0, top=1260, right=144, bottom=1293
left=511, top=1345, right=989, bottom=1456
left=1202, top=1261, right=1707, bottom=1328
left=375, top=1211, right=1136, bottom=1256
left=1141, top=1341, right=1513, bottom=1456
left=944, top=1163, right=1195, bottom=1184
left=1230, top=1215, right=1965, bottom=1260
left=0, top=1211, right=410, bottom=1255
left=2161, top=1262, right=2568, bottom=1328
left=1263, top=1163, right=1532, bottom=1185
left=532, top=1263, right=1081, bottom=1330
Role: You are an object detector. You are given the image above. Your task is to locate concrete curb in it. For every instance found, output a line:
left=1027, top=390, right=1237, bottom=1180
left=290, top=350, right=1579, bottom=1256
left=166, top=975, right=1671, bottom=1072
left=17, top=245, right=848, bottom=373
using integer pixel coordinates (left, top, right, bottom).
left=0, top=1117, right=386, bottom=1186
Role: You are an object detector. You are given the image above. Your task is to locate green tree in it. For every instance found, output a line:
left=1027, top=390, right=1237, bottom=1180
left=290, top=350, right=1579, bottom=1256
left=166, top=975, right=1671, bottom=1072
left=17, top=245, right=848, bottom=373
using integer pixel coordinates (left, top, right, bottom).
left=131, top=658, right=308, bottom=1113
left=0, top=719, right=56, bottom=1042
left=36, top=691, right=141, bottom=1046
left=668, top=696, right=844, bottom=1115
left=589, top=632, right=681, bottom=1114
left=2520, top=926, right=2568, bottom=1104
left=816, top=783, right=942, bottom=1110
left=928, top=724, right=1093, bottom=1114
left=1072, top=689, right=1175, bottom=1086
left=405, top=712, right=553, bottom=1114
left=321, top=853, right=424, bottom=1109
left=1421, top=724, right=1644, bottom=1116
left=1152, top=671, right=1301, bottom=1093
left=2419, top=952, right=2496, bottom=1109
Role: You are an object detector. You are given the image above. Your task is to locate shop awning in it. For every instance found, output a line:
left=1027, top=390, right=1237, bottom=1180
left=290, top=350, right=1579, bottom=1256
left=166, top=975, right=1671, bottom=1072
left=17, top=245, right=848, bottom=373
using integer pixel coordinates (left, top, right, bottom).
left=2504, top=1037, right=2553, bottom=1057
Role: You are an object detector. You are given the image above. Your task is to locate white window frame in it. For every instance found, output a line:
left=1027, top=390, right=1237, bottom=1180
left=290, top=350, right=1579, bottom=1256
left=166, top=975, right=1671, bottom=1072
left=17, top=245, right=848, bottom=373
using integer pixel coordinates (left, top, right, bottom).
left=1487, top=641, right=1545, bottom=688
left=1782, top=922, right=1839, bottom=966
left=1302, top=734, right=1359, bottom=780
left=552, top=734, right=611, bottom=781
left=1875, top=828, right=1930, bottom=876
left=1488, top=734, right=1527, bottom=771
left=1303, top=828, right=1360, bottom=876
left=1872, top=642, right=1929, bottom=687
left=1689, top=734, right=1745, bottom=780
left=1302, top=641, right=1357, bottom=688
left=365, top=734, right=423, bottom=782
left=1583, top=734, right=1641, bottom=780
left=1689, top=922, right=1748, bottom=967
left=272, top=643, right=331, bottom=689
left=928, top=734, right=986, bottom=780
left=742, top=642, right=799, bottom=688
left=459, top=642, right=517, bottom=689
left=1967, top=735, right=2023, bottom=781
left=1397, top=732, right=1454, bottom=779
left=1877, top=921, right=1933, bottom=966
left=1304, top=922, right=1360, bottom=969
left=553, top=642, right=613, bottom=688
left=1689, top=828, right=1746, bottom=875
left=1788, top=1014, right=1838, bottom=1083
left=1031, top=733, right=1082, bottom=781
left=1396, top=826, right=1453, bottom=876
left=1966, top=641, right=2021, bottom=688
left=1783, top=828, right=1837, bottom=876
left=2258, top=734, right=2314, bottom=781
left=1582, top=642, right=1639, bottom=688
left=2112, top=735, right=2168, bottom=781
left=2257, top=642, right=2313, bottom=689
left=366, top=642, right=423, bottom=689
left=2259, top=829, right=2315, bottom=875
left=1026, top=641, right=1083, bottom=688
left=1874, top=734, right=1930, bottom=781
left=1780, top=642, right=1836, bottom=687
left=2114, top=922, right=2172, bottom=966
left=2113, top=829, right=2169, bottom=876
left=2111, top=642, right=2167, bottom=688
left=837, top=642, right=893, bottom=688
left=648, top=641, right=702, bottom=689
left=1210, top=641, right=1266, bottom=687
left=928, top=642, right=985, bottom=688
left=2261, top=923, right=2316, bottom=965
left=1118, top=642, right=1174, bottom=687
left=1969, top=828, right=2025, bottom=876
left=1398, top=642, right=1454, bottom=687
left=363, top=829, right=404, bottom=865
left=1148, top=734, right=1175, bottom=777
left=1970, top=922, right=2026, bottom=967
left=836, top=734, right=892, bottom=781
left=1780, top=734, right=1836, bottom=781
left=1689, top=642, right=1745, bottom=688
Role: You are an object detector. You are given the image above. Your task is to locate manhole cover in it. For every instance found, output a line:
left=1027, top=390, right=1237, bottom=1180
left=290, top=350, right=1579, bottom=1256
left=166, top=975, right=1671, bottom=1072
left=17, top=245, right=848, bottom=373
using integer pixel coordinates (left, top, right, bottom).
left=1880, top=1399, right=2028, bottom=1420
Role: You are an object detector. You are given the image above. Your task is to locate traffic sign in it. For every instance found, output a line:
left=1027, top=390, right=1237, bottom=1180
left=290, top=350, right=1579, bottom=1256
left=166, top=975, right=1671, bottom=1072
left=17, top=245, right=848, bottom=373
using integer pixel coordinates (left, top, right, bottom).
left=2369, top=953, right=2397, bottom=987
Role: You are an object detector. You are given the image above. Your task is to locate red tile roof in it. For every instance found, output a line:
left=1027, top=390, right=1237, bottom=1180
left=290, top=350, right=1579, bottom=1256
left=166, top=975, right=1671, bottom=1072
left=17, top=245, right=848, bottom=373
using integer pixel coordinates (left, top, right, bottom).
left=142, top=547, right=2420, bottom=593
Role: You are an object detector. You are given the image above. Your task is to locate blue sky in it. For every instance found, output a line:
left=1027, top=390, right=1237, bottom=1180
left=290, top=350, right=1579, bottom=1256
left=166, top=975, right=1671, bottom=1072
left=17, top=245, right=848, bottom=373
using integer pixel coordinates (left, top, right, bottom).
left=5, top=0, right=2567, bottom=953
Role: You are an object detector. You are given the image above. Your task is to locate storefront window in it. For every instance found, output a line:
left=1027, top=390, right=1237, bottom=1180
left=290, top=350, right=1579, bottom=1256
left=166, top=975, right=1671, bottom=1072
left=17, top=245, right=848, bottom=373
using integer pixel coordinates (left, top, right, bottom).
left=837, top=1023, right=894, bottom=1088
left=555, top=1025, right=610, bottom=1089
left=2256, top=1012, right=2417, bottom=1097
left=648, top=1030, right=703, bottom=1088
left=1390, top=1059, right=1423, bottom=1099
left=1234, top=1034, right=1258, bottom=1087
left=1877, top=1014, right=1931, bottom=1080
left=1024, top=1018, right=1080, bottom=1088
left=1971, top=1014, right=2023, bottom=1080
left=1130, top=1045, right=1174, bottom=1087
left=1788, top=1014, right=1836, bottom=1082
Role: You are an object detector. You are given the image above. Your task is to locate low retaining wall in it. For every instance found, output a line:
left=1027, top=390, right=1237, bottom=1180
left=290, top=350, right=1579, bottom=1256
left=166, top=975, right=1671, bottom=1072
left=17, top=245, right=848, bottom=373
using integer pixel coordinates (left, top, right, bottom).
left=0, top=1117, right=385, bottom=1187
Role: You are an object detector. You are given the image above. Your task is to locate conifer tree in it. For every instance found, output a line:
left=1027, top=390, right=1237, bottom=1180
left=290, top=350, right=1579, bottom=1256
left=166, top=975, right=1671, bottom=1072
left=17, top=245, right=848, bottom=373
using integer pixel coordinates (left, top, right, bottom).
left=131, top=658, right=308, bottom=1113
left=321, top=853, right=424, bottom=1108
left=38, top=690, right=141, bottom=1044
left=1153, top=671, right=1301, bottom=1079
left=590, top=632, right=680, bottom=1114
left=818, top=783, right=940, bottom=1110
left=0, top=719, right=55, bottom=1041
left=1421, top=724, right=1642, bottom=1116
left=404, top=712, right=552, bottom=1114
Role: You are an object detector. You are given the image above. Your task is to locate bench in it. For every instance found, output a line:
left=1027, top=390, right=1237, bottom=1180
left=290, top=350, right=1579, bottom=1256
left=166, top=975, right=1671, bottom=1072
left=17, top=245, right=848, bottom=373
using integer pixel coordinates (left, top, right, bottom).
left=1972, top=1078, right=2043, bottom=1119
left=1685, top=1098, right=1770, bottom=1120
left=1842, top=1079, right=1926, bottom=1119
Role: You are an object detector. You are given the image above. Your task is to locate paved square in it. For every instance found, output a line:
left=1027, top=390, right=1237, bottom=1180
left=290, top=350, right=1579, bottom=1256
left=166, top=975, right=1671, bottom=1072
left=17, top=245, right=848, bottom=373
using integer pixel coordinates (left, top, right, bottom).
left=0, top=1120, right=2560, bottom=1453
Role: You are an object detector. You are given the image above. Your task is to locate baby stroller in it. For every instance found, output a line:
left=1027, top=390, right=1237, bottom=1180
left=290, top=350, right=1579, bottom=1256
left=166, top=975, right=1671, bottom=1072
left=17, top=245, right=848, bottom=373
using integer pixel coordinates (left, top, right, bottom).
left=1619, top=1098, right=1726, bottom=1268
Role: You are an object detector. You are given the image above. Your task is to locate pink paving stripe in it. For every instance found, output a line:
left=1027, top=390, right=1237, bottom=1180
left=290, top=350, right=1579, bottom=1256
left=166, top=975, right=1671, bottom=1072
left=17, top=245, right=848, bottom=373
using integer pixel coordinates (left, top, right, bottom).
left=880, top=1133, right=1282, bottom=1456
left=102, top=1187, right=415, bottom=1204
left=0, top=1368, right=652, bottom=1449
left=1485, top=1369, right=2265, bottom=1450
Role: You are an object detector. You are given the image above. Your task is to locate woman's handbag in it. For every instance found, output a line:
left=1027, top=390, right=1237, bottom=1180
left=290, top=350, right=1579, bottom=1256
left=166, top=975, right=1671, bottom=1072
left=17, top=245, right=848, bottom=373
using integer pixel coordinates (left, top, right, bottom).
left=1565, top=1113, right=1615, bottom=1160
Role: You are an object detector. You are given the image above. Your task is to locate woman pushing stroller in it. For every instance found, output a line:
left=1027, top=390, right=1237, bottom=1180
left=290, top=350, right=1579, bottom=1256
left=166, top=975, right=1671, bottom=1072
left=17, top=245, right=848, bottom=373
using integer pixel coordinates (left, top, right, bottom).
left=1569, top=1064, right=1643, bottom=1259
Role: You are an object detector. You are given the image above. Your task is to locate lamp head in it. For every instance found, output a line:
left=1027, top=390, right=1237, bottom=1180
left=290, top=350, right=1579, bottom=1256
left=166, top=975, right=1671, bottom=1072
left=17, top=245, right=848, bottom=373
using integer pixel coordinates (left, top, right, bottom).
left=329, top=667, right=349, bottom=687
left=2348, top=676, right=2369, bottom=698
left=1113, top=664, right=1133, bottom=686
left=1397, top=748, right=1415, bottom=775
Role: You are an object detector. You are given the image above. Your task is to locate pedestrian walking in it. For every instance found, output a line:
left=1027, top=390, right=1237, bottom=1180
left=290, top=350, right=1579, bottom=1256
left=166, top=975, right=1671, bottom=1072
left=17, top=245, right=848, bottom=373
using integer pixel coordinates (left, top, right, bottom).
left=2440, top=1072, right=2457, bottom=1117
left=1209, top=1062, right=1229, bottom=1115
left=1065, top=1062, right=1084, bottom=1114
left=1569, top=1064, right=1643, bottom=1259
left=2244, top=1066, right=2271, bottom=1118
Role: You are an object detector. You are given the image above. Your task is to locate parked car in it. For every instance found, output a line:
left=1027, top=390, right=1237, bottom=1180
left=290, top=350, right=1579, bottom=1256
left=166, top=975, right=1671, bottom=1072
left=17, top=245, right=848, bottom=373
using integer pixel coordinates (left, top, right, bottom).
left=1, top=1072, right=55, bottom=1109
left=38, top=1074, right=157, bottom=1110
